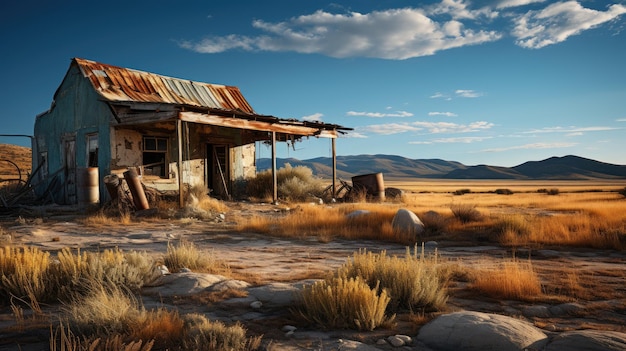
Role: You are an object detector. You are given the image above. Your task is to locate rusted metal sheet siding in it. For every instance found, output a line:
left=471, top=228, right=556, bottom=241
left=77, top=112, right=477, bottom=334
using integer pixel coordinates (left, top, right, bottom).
left=74, top=58, right=255, bottom=114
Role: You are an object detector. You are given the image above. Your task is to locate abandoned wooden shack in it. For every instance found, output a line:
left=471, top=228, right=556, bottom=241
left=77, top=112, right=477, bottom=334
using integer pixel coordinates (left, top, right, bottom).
left=32, top=58, right=350, bottom=207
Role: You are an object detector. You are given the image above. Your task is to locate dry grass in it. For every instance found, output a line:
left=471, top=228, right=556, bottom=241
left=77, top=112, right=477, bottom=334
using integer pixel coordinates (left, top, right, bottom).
left=163, top=239, right=230, bottom=275
left=337, top=246, right=448, bottom=312
left=182, top=313, right=261, bottom=351
left=238, top=180, right=626, bottom=249
left=295, top=276, right=395, bottom=331
left=0, top=246, right=51, bottom=306
left=471, top=259, right=542, bottom=301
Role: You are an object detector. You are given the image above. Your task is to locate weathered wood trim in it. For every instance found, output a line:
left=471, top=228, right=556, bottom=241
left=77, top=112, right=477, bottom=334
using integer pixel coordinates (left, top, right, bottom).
left=179, top=111, right=338, bottom=138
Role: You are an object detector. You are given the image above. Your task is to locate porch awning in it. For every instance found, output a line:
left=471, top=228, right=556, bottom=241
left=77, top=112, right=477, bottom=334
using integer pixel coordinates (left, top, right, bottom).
left=178, top=111, right=341, bottom=138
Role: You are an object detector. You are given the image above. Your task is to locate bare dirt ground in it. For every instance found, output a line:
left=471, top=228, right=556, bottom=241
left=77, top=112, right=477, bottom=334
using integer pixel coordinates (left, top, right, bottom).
left=1, top=202, right=625, bottom=350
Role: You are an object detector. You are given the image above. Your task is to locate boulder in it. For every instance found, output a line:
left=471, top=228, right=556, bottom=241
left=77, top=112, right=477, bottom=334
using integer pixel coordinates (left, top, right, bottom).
left=417, top=311, right=548, bottom=351
left=545, top=330, right=626, bottom=351
left=248, top=282, right=299, bottom=306
left=391, top=208, right=425, bottom=240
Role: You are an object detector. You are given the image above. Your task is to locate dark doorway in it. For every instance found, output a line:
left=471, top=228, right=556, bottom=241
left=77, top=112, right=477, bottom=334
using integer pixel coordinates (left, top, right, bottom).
left=206, top=144, right=229, bottom=198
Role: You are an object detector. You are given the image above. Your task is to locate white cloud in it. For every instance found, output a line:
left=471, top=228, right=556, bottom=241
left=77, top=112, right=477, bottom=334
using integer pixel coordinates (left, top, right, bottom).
left=497, top=0, right=545, bottom=9
left=181, top=7, right=502, bottom=59
left=429, top=111, right=458, bottom=117
left=343, top=131, right=368, bottom=138
left=302, top=113, right=324, bottom=122
left=358, top=123, right=422, bottom=135
left=616, top=118, right=626, bottom=122
left=455, top=89, right=483, bottom=98
left=410, top=136, right=491, bottom=144
left=524, top=126, right=620, bottom=133
left=413, top=120, right=494, bottom=133
left=483, top=142, right=577, bottom=152
left=430, top=92, right=452, bottom=100
left=347, top=110, right=413, bottom=118
left=512, top=1, right=626, bottom=49
left=426, top=0, right=499, bottom=20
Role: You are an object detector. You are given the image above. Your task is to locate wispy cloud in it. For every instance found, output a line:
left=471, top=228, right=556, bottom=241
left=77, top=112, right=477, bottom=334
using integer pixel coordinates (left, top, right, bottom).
left=483, top=142, right=577, bottom=152
left=358, top=123, right=422, bottom=135
left=523, top=126, right=620, bottom=133
left=430, top=92, right=452, bottom=100
left=455, top=89, right=483, bottom=98
left=413, top=121, right=494, bottom=133
left=616, top=118, right=626, bottom=122
left=302, top=112, right=324, bottom=122
left=429, top=111, right=458, bottom=117
left=497, top=0, right=545, bottom=9
left=358, top=120, right=494, bottom=136
left=512, top=2, right=626, bottom=49
left=347, top=110, right=413, bottom=118
left=409, top=136, right=491, bottom=144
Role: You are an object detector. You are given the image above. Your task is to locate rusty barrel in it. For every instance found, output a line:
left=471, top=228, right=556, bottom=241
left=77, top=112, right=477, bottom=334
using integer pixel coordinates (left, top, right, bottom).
left=104, top=174, right=120, bottom=201
left=77, top=167, right=99, bottom=207
left=124, top=168, right=150, bottom=210
left=351, top=172, right=385, bottom=201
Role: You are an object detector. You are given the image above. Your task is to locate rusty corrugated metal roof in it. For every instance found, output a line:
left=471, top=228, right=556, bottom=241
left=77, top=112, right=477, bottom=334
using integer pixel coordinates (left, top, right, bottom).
left=74, top=58, right=255, bottom=113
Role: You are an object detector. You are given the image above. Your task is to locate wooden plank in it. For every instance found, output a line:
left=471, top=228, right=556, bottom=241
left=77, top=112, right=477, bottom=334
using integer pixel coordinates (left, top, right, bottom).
left=179, top=111, right=338, bottom=138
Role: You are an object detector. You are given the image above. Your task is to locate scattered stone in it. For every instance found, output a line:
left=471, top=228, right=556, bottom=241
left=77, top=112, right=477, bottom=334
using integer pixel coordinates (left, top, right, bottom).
left=387, top=335, right=411, bottom=347
left=376, top=339, right=387, bottom=345
left=391, top=208, right=425, bottom=239
left=250, top=301, right=262, bottom=309
left=545, top=330, right=626, bottom=351
left=417, top=311, right=548, bottom=351
left=179, top=267, right=191, bottom=273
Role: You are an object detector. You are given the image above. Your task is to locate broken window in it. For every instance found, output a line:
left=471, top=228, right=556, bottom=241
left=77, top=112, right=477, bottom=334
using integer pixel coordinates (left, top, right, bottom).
left=142, top=136, right=168, bottom=177
left=87, top=134, right=98, bottom=167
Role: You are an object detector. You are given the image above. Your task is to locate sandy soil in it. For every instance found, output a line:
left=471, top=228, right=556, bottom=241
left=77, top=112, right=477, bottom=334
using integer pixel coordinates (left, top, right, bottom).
left=1, top=202, right=625, bottom=350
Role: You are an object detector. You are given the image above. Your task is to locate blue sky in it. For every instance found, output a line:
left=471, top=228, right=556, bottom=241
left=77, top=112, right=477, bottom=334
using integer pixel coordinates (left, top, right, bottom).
left=1, top=0, right=625, bottom=167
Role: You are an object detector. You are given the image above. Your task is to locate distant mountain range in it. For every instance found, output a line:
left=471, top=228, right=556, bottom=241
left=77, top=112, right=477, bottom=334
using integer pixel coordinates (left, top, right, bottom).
left=257, top=155, right=626, bottom=180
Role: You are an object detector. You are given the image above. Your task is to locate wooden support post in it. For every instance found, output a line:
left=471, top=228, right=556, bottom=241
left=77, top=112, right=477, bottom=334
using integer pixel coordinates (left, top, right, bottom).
left=271, top=131, right=278, bottom=204
left=332, top=137, right=337, bottom=199
left=177, top=119, right=184, bottom=208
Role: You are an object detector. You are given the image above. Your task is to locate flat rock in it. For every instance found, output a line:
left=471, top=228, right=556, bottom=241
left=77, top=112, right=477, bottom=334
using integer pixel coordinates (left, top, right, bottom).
left=417, top=311, right=548, bottom=351
left=545, top=330, right=626, bottom=351
left=142, top=272, right=228, bottom=296
left=248, top=282, right=299, bottom=306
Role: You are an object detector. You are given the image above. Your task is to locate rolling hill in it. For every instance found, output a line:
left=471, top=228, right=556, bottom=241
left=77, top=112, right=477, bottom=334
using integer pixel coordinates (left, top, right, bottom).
left=2, top=144, right=625, bottom=181
left=258, top=154, right=626, bottom=180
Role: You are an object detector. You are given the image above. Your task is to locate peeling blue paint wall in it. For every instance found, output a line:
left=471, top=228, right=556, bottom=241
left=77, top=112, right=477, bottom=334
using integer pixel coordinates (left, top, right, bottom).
left=33, top=63, right=112, bottom=204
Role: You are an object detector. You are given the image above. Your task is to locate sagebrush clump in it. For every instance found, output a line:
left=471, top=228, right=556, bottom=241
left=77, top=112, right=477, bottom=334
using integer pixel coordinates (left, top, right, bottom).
left=245, top=163, right=325, bottom=202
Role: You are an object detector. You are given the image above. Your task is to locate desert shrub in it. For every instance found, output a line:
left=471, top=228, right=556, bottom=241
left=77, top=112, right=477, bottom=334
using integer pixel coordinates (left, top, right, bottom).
left=51, top=322, right=155, bottom=351
left=494, top=188, right=514, bottom=195
left=245, top=163, right=325, bottom=202
left=0, top=246, right=51, bottom=306
left=295, top=276, right=394, bottom=331
left=163, top=240, right=229, bottom=274
left=182, top=313, right=261, bottom=351
left=419, top=211, right=449, bottom=235
left=64, top=283, right=143, bottom=335
left=472, top=259, right=542, bottom=301
left=538, top=188, right=560, bottom=195
left=336, top=247, right=448, bottom=312
left=50, top=248, right=151, bottom=301
left=495, top=214, right=532, bottom=246
left=450, top=204, right=481, bottom=223
left=452, top=188, right=471, bottom=195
